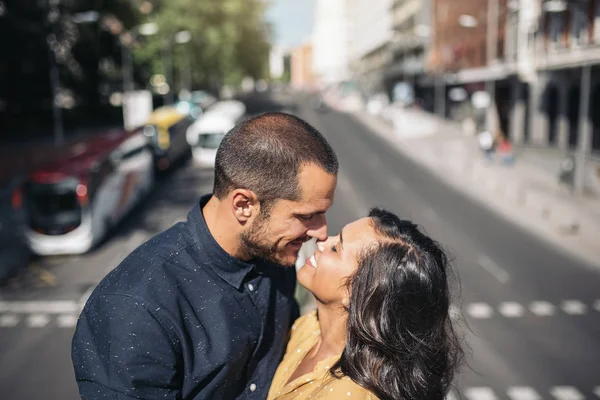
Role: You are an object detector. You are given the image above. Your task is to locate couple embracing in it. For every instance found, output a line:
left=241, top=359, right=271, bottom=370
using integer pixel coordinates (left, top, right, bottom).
left=72, top=113, right=463, bottom=399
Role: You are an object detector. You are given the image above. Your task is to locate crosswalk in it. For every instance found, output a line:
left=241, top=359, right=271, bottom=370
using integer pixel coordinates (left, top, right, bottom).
left=1, top=298, right=598, bottom=329
left=449, top=385, right=600, bottom=400
left=452, top=299, right=600, bottom=320
left=0, top=313, right=78, bottom=328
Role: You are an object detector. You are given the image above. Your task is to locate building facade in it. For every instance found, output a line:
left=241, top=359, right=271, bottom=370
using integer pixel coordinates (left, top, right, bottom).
left=312, top=0, right=351, bottom=85
left=290, top=43, right=315, bottom=89
left=347, top=0, right=393, bottom=96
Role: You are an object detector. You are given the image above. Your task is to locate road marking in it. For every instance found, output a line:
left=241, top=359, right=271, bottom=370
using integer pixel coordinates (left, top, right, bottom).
left=466, top=303, right=494, bottom=319
left=422, top=206, right=439, bottom=221
left=449, top=304, right=462, bottom=319
left=593, top=386, right=600, bottom=398
left=550, top=386, right=585, bottom=400
left=27, top=314, right=50, bottom=328
left=561, top=300, right=588, bottom=315
left=0, top=300, right=79, bottom=314
left=507, top=387, right=542, bottom=400
left=530, top=301, right=556, bottom=316
left=477, top=255, right=510, bottom=284
left=57, top=314, right=79, bottom=328
left=594, top=299, right=600, bottom=312
left=391, top=177, right=406, bottom=191
left=465, top=386, right=499, bottom=400
left=445, top=390, right=458, bottom=400
left=498, top=302, right=525, bottom=318
left=0, top=314, right=19, bottom=327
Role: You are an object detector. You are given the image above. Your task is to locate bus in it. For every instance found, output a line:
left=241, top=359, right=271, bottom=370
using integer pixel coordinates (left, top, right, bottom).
left=23, top=129, right=155, bottom=255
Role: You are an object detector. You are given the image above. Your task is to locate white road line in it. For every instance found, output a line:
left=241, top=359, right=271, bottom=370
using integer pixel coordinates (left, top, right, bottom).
left=449, top=304, right=462, bottom=319
left=465, top=386, right=499, bottom=400
left=530, top=301, right=556, bottom=316
left=561, top=300, right=588, bottom=315
left=422, top=206, right=439, bottom=221
left=593, top=386, right=600, bottom=398
left=445, top=390, right=459, bottom=400
left=57, top=314, right=79, bottom=328
left=0, top=300, right=79, bottom=314
left=0, top=314, right=20, bottom=327
left=498, top=302, right=525, bottom=318
left=594, top=299, right=600, bottom=312
left=391, top=177, right=406, bottom=191
left=466, top=303, right=494, bottom=319
left=477, top=255, right=511, bottom=284
left=27, top=314, right=50, bottom=328
left=507, top=386, right=542, bottom=400
left=550, top=386, right=585, bottom=400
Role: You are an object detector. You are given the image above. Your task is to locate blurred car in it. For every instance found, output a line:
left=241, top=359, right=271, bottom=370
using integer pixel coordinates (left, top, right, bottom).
left=0, top=177, right=30, bottom=281
left=175, top=100, right=203, bottom=120
left=143, top=106, right=194, bottom=171
left=191, top=90, right=217, bottom=110
left=23, top=129, right=155, bottom=256
left=186, top=100, right=246, bottom=167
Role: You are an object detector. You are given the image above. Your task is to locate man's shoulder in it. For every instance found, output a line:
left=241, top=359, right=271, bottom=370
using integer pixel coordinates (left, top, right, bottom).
left=93, top=222, right=208, bottom=299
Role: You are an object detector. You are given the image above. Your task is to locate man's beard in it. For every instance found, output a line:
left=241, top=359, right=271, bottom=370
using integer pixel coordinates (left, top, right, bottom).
left=240, top=217, right=296, bottom=267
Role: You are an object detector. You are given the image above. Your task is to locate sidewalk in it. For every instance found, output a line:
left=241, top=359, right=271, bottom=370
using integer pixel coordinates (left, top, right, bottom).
left=352, top=108, right=600, bottom=269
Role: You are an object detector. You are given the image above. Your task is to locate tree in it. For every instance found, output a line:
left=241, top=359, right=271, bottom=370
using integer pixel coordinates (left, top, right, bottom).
left=134, top=0, right=272, bottom=92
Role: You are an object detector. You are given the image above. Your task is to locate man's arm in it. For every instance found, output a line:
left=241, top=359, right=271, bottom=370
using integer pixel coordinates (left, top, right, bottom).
left=72, top=293, right=182, bottom=399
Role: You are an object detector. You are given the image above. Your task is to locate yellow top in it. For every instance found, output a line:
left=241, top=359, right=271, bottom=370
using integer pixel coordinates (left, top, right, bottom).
left=267, top=311, right=378, bottom=400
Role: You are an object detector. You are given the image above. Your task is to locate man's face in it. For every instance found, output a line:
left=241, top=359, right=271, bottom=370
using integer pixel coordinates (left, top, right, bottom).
left=240, top=164, right=336, bottom=267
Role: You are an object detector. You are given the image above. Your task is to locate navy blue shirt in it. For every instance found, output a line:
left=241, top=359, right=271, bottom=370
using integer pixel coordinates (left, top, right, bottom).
left=72, top=195, right=299, bottom=399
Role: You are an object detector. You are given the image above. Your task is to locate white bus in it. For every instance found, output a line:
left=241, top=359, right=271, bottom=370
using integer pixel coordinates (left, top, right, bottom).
left=23, top=129, right=155, bottom=255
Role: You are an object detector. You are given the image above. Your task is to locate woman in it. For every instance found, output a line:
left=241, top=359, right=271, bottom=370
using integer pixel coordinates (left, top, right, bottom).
left=267, top=208, right=464, bottom=400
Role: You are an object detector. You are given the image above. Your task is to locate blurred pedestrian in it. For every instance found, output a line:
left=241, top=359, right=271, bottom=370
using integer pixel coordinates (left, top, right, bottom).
left=71, top=112, right=339, bottom=399
left=267, top=209, right=464, bottom=399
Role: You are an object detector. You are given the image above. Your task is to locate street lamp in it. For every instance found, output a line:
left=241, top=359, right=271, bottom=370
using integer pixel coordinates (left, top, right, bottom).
left=162, top=30, right=192, bottom=105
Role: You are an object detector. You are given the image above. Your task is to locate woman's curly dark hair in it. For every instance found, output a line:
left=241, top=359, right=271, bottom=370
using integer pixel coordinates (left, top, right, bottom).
left=331, top=208, right=464, bottom=400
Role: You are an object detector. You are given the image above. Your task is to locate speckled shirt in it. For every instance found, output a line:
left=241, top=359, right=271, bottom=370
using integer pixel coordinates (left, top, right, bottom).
left=72, top=194, right=299, bottom=399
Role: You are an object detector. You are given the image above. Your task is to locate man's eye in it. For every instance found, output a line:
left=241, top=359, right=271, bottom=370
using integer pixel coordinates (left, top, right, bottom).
left=331, top=244, right=338, bottom=252
left=299, top=215, right=313, bottom=221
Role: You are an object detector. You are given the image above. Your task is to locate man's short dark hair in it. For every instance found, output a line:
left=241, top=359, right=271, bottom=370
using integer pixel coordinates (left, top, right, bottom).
left=213, top=112, right=338, bottom=208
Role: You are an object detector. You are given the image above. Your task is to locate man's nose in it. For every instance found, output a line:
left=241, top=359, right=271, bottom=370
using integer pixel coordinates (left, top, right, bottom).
left=306, top=215, right=328, bottom=241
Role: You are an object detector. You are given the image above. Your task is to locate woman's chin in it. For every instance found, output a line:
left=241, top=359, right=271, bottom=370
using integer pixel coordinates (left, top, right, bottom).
left=296, top=263, right=316, bottom=291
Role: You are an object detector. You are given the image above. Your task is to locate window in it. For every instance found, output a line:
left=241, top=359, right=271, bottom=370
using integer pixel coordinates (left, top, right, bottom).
left=549, top=12, right=565, bottom=49
left=571, top=7, right=588, bottom=46
left=595, top=0, right=600, bottom=42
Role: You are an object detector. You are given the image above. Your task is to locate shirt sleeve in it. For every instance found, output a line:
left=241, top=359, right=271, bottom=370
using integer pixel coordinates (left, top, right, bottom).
left=72, top=293, right=182, bottom=399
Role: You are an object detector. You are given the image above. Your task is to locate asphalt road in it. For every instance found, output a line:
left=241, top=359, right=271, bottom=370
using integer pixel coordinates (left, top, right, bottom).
left=0, top=92, right=599, bottom=400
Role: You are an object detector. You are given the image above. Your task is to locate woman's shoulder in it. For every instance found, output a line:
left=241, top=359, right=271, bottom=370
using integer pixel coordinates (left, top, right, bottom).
left=311, top=375, right=378, bottom=399
left=288, top=309, right=319, bottom=342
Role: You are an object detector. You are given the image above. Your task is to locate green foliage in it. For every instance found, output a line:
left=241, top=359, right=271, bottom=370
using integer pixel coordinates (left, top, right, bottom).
left=134, top=0, right=272, bottom=90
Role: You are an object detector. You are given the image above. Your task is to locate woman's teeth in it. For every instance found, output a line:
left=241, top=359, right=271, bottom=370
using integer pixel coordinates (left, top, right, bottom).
left=309, top=255, right=318, bottom=268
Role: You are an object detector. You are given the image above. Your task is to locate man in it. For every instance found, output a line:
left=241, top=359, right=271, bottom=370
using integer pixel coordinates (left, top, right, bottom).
left=72, top=112, right=338, bottom=399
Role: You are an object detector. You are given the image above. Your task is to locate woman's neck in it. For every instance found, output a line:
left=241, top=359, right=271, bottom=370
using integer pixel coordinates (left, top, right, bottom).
left=313, top=302, right=347, bottom=358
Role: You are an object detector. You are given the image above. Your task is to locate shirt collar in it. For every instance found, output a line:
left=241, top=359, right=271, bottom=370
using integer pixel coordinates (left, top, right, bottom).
left=187, top=194, right=255, bottom=290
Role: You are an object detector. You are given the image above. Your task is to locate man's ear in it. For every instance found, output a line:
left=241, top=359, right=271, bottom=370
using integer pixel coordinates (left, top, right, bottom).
left=230, top=189, right=259, bottom=223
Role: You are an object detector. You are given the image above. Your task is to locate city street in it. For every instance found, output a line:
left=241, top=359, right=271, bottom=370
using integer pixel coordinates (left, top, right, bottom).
left=1, top=93, right=599, bottom=400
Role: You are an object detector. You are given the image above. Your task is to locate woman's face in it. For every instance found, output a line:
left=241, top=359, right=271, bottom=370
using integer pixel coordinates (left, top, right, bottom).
left=297, top=217, right=381, bottom=306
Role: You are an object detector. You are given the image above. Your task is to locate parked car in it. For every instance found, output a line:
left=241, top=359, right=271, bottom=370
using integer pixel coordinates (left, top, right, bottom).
left=0, top=177, right=30, bottom=281
left=186, top=100, right=246, bottom=167
left=23, top=129, right=155, bottom=255
left=143, top=106, right=194, bottom=171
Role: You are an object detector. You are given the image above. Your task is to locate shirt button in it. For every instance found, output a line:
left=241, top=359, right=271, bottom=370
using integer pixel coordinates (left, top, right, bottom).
left=250, top=383, right=257, bottom=392
left=248, top=284, right=254, bottom=292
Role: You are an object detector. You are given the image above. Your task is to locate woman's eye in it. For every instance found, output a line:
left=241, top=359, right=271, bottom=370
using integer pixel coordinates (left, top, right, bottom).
left=331, top=244, right=338, bottom=253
